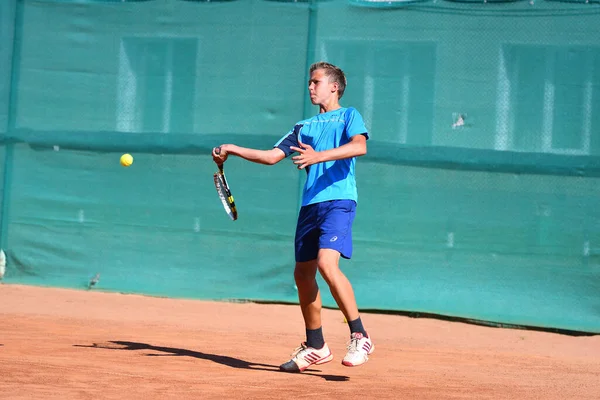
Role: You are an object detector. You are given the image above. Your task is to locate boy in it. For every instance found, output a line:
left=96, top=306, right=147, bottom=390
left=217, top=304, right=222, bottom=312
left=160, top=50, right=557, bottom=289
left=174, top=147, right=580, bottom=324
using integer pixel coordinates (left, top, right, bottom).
left=212, top=62, right=373, bottom=372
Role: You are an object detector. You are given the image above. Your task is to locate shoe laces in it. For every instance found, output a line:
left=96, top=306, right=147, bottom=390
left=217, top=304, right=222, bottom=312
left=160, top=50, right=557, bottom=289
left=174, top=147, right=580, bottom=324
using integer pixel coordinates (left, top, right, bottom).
left=346, top=333, right=364, bottom=353
left=291, top=343, right=309, bottom=358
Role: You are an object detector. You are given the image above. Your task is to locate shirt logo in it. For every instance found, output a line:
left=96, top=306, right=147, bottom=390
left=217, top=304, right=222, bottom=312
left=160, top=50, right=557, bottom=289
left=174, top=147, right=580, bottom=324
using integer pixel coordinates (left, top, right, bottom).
left=330, top=236, right=338, bottom=242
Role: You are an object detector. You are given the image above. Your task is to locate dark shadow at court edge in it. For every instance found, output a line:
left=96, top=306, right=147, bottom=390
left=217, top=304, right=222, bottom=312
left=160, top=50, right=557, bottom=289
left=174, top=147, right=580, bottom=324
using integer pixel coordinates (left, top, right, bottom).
left=74, top=341, right=349, bottom=382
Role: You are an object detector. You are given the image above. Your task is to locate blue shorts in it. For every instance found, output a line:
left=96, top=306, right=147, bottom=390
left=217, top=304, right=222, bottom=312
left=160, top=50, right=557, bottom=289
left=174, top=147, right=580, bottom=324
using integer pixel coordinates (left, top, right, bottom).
left=295, top=199, right=357, bottom=262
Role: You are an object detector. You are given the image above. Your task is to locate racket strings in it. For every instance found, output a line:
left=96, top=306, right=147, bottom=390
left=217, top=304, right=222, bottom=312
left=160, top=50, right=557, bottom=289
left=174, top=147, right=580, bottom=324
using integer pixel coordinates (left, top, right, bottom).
left=213, top=172, right=237, bottom=220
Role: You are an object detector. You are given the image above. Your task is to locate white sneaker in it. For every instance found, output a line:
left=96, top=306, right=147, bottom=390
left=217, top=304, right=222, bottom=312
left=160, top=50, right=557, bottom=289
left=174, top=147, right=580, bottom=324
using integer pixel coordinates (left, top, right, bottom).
left=342, top=332, right=374, bottom=367
left=279, top=342, right=333, bottom=373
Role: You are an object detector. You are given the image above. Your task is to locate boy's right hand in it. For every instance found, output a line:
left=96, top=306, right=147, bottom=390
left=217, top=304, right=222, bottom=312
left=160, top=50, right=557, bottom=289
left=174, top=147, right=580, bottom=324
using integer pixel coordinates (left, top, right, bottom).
left=212, top=145, right=229, bottom=165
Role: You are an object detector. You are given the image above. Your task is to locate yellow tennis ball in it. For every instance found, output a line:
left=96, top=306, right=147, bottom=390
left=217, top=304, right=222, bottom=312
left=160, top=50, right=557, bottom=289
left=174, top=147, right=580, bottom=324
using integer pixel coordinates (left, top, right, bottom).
left=120, top=153, right=133, bottom=167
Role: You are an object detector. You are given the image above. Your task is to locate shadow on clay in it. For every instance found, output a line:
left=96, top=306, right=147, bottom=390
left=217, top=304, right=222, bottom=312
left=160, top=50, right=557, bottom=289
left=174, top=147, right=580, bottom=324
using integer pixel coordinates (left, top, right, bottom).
left=74, top=341, right=349, bottom=382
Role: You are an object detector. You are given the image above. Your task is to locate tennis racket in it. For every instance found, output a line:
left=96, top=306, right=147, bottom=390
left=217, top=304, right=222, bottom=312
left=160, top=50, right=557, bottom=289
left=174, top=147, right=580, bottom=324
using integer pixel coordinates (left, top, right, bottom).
left=213, top=147, right=238, bottom=221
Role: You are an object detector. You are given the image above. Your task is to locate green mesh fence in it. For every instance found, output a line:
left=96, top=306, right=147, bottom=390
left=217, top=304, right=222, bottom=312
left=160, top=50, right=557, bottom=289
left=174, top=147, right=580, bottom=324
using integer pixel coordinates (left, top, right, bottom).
left=1, top=0, right=599, bottom=334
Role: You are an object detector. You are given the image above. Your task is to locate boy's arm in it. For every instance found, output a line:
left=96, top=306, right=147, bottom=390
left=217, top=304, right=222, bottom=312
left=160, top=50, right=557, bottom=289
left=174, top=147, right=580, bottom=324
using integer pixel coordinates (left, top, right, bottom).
left=213, top=144, right=286, bottom=166
left=290, top=134, right=367, bottom=170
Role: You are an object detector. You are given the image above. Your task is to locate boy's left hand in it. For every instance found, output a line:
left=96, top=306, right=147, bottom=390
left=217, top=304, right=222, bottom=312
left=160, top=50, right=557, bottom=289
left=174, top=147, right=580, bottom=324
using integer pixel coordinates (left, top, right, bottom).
left=291, top=139, right=320, bottom=170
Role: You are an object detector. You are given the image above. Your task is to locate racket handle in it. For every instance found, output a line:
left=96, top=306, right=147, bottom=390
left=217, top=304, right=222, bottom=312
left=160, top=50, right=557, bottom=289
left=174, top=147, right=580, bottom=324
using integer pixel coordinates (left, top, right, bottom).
left=214, top=147, right=225, bottom=172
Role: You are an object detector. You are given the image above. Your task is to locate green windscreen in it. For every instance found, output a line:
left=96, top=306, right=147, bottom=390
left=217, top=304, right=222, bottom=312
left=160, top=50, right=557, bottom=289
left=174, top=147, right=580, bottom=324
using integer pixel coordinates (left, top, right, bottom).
left=1, top=0, right=599, bottom=334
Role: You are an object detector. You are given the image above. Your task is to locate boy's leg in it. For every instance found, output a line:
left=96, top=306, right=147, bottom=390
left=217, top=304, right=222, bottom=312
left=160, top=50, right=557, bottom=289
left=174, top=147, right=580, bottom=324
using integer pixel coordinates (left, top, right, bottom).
left=316, top=249, right=359, bottom=322
left=317, top=248, right=374, bottom=367
left=279, top=259, right=333, bottom=373
left=315, top=201, right=365, bottom=332
left=294, top=260, right=321, bottom=330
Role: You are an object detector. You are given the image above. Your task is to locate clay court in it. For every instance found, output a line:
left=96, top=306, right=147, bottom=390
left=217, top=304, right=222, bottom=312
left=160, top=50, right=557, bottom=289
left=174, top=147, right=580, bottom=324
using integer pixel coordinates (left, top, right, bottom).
left=1, top=284, right=598, bottom=399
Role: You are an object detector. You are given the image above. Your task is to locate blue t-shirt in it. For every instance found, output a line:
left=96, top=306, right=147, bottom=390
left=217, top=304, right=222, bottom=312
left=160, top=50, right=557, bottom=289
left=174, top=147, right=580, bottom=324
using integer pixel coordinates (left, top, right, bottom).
left=274, top=107, right=369, bottom=206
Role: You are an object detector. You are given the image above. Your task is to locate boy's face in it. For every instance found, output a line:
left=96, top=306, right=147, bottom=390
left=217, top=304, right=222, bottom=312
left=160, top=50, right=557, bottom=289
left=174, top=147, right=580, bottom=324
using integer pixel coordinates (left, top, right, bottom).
left=308, top=69, right=338, bottom=106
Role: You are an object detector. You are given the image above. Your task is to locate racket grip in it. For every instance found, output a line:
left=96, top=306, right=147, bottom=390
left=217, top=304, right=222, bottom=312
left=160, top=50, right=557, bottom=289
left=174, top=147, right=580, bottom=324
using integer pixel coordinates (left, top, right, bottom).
left=214, top=146, right=224, bottom=171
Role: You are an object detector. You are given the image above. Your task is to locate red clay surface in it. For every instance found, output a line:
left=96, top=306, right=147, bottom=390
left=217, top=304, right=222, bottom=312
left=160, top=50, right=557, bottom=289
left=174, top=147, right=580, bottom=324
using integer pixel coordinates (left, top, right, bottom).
left=1, top=284, right=599, bottom=399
